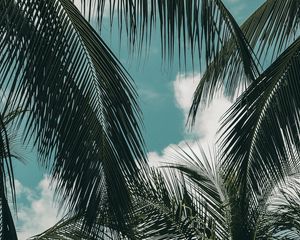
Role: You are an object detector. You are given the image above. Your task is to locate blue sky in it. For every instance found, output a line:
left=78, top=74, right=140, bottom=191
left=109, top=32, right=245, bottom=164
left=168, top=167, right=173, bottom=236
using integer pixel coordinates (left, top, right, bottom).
left=12, top=0, right=265, bottom=238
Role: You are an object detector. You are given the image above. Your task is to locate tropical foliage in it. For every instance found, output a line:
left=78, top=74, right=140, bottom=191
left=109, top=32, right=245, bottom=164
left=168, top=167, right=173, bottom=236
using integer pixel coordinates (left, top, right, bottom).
left=1, top=0, right=300, bottom=239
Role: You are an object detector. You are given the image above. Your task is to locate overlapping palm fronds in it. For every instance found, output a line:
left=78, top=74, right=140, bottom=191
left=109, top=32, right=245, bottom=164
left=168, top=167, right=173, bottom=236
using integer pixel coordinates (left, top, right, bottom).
left=170, top=143, right=300, bottom=239
left=219, top=36, right=300, bottom=231
left=31, top=165, right=223, bottom=240
left=79, top=0, right=259, bottom=79
left=1, top=0, right=146, bottom=233
left=2, top=0, right=300, bottom=239
left=190, top=0, right=300, bottom=120
left=184, top=1, right=300, bottom=237
left=0, top=112, right=18, bottom=240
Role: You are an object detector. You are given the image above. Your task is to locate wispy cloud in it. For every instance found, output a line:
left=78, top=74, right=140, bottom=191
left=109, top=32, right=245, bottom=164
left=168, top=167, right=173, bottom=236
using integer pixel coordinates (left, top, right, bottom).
left=140, top=88, right=161, bottom=102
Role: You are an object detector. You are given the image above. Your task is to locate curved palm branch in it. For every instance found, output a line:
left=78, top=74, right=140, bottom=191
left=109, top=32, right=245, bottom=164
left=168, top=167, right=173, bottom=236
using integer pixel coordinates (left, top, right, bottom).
left=243, top=0, right=300, bottom=60
left=167, top=144, right=229, bottom=239
left=1, top=0, right=146, bottom=231
left=0, top=114, right=17, bottom=240
left=219, top=36, right=300, bottom=229
left=168, top=143, right=299, bottom=239
left=0, top=105, right=28, bottom=239
left=132, top=169, right=206, bottom=239
left=29, top=207, right=132, bottom=240
left=189, top=0, right=300, bottom=121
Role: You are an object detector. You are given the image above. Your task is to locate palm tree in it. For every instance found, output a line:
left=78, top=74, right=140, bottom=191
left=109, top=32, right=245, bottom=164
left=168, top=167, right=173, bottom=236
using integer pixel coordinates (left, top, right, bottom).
left=2, top=0, right=248, bottom=238
left=170, top=145, right=300, bottom=239
left=3, top=0, right=300, bottom=239
left=80, top=0, right=300, bottom=238
left=187, top=1, right=300, bottom=238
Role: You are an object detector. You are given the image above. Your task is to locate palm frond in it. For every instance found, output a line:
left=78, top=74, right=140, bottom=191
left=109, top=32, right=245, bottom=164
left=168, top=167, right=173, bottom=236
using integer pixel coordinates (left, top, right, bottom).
left=166, top=144, right=229, bottom=239
left=129, top=168, right=204, bottom=239
left=30, top=168, right=204, bottom=240
left=1, top=0, right=146, bottom=231
left=0, top=127, right=17, bottom=240
left=219, top=36, right=300, bottom=214
left=189, top=0, right=300, bottom=122
left=0, top=176, right=17, bottom=240
left=243, top=0, right=300, bottom=61
left=29, top=210, right=131, bottom=240
left=78, top=0, right=259, bottom=76
left=0, top=103, right=26, bottom=240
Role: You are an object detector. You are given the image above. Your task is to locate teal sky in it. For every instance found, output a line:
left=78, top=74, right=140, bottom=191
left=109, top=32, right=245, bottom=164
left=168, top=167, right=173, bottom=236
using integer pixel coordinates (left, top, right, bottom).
left=12, top=0, right=265, bottom=238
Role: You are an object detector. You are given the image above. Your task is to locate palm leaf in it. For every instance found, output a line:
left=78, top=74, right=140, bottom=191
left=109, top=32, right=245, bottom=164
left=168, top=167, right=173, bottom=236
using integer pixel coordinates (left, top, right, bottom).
left=29, top=210, right=131, bottom=240
left=78, top=0, right=259, bottom=76
left=31, top=168, right=211, bottom=240
left=167, top=144, right=229, bottom=239
left=219, top=36, right=300, bottom=219
left=243, top=0, right=300, bottom=61
left=132, top=169, right=204, bottom=240
left=0, top=102, right=27, bottom=240
left=1, top=0, right=146, bottom=231
left=189, top=0, right=300, bottom=122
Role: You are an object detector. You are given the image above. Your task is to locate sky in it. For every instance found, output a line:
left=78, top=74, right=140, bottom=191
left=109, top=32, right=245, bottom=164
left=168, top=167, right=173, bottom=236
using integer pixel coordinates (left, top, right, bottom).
left=11, top=0, right=265, bottom=239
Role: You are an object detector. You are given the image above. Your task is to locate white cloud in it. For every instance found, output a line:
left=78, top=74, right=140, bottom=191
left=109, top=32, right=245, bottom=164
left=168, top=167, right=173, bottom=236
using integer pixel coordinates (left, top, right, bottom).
left=173, top=73, right=231, bottom=141
left=173, top=73, right=200, bottom=112
left=15, top=176, right=61, bottom=240
left=149, top=72, right=231, bottom=167
left=148, top=143, right=178, bottom=168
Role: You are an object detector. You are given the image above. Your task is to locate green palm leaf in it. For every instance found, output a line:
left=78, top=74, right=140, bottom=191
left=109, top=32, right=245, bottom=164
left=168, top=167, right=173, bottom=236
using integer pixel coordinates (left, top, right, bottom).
left=1, top=0, right=146, bottom=231
left=0, top=104, right=28, bottom=240
left=167, top=144, right=229, bottom=239
left=243, top=0, right=300, bottom=60
left=189, top=0, right=300, bottom=122
left=31, top=168, right=209, bottom=240
left=132, top=169, right=204, bottom=239
left=78, top=0, right=259, bottom=78
left=220, top=36, right=300, bottom=216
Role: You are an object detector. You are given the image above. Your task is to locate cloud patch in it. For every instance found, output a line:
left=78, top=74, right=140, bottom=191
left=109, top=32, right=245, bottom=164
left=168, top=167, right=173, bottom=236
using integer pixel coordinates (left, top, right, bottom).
left=15, top=176, right=61, bottom=240
left=173, top=73, right=231, bottom=140
left=149, top=72, right=231, bottom=167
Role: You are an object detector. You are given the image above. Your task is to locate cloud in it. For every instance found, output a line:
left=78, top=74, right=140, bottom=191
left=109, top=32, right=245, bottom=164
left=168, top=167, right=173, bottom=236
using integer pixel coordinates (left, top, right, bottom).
left=14, top=176, right=61, bottom=240
left=173, top=73, right=200, bottom=112
left=149, top=72, right=231, bottom=167
left=173, top=73, right=231, bottom=140
left=140, top=88, right=161, bottom=102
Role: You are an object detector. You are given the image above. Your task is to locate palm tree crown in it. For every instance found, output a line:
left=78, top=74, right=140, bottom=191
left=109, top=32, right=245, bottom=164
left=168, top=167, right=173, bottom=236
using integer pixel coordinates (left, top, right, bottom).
left=2, top=0, right=300, bottom=239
